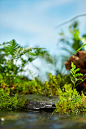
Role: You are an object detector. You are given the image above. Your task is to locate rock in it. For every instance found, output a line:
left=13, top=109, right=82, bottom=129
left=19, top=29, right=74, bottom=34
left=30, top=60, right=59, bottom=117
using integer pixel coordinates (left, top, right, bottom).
left=24, top=94, right=59, bottom=111
left=26, top=100, right=56, bottom=110
left=65, top=51, right=86, bottom=91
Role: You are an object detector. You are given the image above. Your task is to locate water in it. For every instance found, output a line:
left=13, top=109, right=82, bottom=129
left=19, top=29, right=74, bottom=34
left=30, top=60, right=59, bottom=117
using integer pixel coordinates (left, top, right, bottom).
left=0, top=110, right=86, bottom=129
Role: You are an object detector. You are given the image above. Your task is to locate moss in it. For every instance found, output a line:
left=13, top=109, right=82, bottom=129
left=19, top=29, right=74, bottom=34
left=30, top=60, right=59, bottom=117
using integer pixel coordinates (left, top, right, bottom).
left=54, top=84, right=86, bottom=114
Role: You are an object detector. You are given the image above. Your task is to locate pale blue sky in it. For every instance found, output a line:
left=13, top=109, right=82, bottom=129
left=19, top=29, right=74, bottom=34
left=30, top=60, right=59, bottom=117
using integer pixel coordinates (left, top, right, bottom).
left=0, top=0, right=86, bottom=80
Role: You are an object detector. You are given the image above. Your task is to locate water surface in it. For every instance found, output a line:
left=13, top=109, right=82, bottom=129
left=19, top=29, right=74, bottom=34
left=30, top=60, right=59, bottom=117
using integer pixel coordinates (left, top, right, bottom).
left=0, top=110, right=86, bottom=129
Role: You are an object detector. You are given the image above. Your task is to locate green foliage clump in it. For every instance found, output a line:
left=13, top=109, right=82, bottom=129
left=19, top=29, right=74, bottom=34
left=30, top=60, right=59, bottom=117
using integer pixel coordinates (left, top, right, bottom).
left=41, top=73, right=71, bottom=97
left=0, top=88, right=27, bottom=111
left=55, top=84, right=86, bottom=114
left=0, top=71, right=71, bottom=97
left=15, top=80, right=42, bottom=94
left=12, top=74, right=60, bottom=97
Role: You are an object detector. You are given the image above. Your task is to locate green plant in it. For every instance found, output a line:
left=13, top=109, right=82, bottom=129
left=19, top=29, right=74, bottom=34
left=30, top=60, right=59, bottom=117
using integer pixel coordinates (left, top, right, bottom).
left=70, top=61, right=86, bottom=88
left=41, top=73, right=71, bottom=97
left=0, top=88, right=27, bottom=111
left=0, top=39, right=53, bottom=86
left=55, top=84, right=86, bottom=114
left=74, top=35, right=86, bottom=53
left=0, top=72, right=71, bottom=97
left=70, top=38, right=86, bottom=88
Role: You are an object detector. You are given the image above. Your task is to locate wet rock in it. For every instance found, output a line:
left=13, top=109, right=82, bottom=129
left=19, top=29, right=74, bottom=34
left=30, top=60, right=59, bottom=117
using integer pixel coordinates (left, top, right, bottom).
left=65, top=51, right=86, bottom=90
left=26, top=100, right=55, bottom=110
left=24, top=94, right=59, bottom=111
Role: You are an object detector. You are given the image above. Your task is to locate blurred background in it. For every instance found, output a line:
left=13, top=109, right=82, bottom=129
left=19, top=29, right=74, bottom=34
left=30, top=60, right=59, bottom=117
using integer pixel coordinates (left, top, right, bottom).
left=0, top=0, right=86, bottom=81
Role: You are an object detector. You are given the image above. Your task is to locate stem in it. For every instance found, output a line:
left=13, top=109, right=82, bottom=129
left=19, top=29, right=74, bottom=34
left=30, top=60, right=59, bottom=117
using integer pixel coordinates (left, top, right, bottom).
left=9, top=58, right=16, bottom=86
left=76, top=74, right=86, bottom=87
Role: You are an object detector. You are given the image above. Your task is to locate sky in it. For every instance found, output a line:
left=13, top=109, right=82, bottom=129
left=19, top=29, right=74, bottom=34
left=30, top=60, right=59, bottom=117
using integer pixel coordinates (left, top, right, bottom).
left=0, top=0, right=86, bottom=80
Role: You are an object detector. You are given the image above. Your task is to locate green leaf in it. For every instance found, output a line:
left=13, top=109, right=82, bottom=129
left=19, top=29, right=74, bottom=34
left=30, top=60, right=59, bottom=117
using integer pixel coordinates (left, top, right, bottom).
left=75, top=73, right=83, bottom=77
left=74, top=68, right=80, bottom=73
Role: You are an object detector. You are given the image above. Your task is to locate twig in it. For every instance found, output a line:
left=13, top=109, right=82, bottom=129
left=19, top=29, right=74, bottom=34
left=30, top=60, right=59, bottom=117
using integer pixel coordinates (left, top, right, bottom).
left=55, top=14, right=86, bottom=28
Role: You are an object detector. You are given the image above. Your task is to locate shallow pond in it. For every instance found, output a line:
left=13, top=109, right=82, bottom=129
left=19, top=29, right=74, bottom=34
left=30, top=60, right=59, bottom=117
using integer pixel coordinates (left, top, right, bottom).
left=0, top=110, right=86, bottom=129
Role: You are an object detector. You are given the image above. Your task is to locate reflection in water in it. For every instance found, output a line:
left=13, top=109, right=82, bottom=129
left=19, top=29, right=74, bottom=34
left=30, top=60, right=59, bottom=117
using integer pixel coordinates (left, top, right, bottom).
left=0, top=111, right=86, bottom=129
